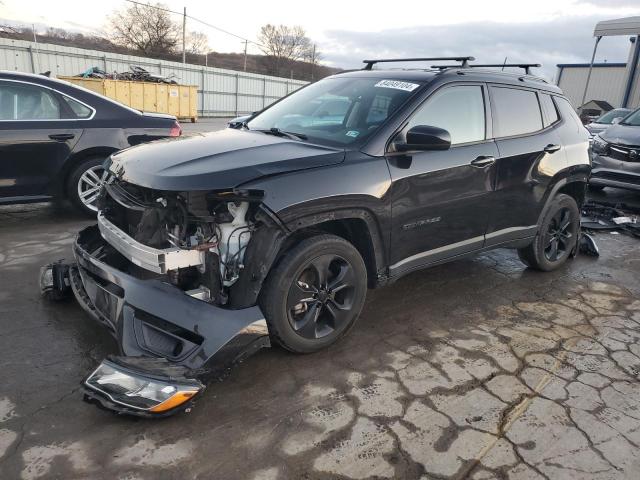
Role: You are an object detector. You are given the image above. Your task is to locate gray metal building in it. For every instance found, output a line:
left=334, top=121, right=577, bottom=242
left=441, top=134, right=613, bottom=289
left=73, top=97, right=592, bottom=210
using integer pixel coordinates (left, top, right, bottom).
left=556, top=62, right=632, bottom=109
left=557, top=17, right=640, bottom=111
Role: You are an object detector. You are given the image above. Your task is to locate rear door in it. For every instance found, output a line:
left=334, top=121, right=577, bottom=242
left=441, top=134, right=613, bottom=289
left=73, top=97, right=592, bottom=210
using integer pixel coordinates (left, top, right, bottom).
left=387, top=83, right=499, bottom=276
left=0, top=80, right=85, bottom=201
left=486, top=86, right=566, bottom=246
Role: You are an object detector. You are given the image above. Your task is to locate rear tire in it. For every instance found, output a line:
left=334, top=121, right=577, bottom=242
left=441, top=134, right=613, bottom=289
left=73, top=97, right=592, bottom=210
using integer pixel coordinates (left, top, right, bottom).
left=259, top=234, right=367, bottom=353
left=66, top=157, right=107, bottom=216
left=518, top=193, right=580, bottom=271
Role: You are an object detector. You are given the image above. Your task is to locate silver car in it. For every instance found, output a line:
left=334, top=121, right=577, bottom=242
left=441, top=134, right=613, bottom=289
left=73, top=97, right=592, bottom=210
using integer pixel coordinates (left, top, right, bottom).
left=586, top=108, right=632, bottom=138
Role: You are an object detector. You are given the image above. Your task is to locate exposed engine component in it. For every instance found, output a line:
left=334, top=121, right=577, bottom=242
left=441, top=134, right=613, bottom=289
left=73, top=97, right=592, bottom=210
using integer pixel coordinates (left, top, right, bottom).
left=99, top=180, right=258, bottom=305
left=216, top=201, right=252, bottom=287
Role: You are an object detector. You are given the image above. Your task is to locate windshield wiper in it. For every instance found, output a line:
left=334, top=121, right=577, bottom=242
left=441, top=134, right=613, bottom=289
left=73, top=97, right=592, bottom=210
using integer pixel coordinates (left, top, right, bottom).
left=257, top=127, right=308, bottom=141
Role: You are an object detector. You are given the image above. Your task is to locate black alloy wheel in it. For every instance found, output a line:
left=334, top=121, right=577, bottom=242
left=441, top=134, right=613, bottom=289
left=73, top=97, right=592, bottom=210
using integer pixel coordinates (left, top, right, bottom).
left=259, top=234, right=367, bottom=353
left=287, top=254, right=357, bottom=340
left=517, top=193, right=580, bottom=272
left=543, top=207, right=573, bottom=262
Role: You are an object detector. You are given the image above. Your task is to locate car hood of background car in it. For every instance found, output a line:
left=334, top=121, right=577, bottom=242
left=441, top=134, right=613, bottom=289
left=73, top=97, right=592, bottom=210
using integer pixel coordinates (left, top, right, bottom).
left=586, top=122, right=609, bottom=135
left=108, top=129, right=345, bottom=191
left=599, top=123, right=640, bottom=147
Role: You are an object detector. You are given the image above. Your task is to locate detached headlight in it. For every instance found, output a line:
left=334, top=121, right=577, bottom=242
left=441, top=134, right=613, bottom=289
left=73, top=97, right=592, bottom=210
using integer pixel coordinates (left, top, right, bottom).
left=84, top=360, right=203, bottom=414
left=592, top=135, right=609, bottom=155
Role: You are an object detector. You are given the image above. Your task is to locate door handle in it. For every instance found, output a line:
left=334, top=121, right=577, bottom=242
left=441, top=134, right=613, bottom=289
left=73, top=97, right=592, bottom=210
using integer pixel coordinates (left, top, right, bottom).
left=470, top=155, right=496, bottom=168
left=49, top=133, right=75, bottom=141
left=544, top=144, right=561, bottom=153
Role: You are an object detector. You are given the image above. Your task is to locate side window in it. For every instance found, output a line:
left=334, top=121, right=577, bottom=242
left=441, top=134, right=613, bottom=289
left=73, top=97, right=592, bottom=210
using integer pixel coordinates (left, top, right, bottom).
left=490, top=87, right=542, bottom=137
left=554, top=96, right=581, bottom=134
left=62, top=95, right=93, bottom=119
left=0, top=81, right=61, bottom=120
left=539, top=93, right=559, bottom=127
left=407, top=85, right=485, bottom=145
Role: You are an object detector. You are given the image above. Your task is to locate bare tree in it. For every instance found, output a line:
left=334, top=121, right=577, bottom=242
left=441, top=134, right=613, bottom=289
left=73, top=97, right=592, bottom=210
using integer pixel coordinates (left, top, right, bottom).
left=258, top=24, right=312, bottom=74
left=108, top=2, right=180, bottom=55
left=301, top=44, right=321, bottom=65
left=186, top=31, right=209, bottom=55
left=46, top=27, right=72, bottom=40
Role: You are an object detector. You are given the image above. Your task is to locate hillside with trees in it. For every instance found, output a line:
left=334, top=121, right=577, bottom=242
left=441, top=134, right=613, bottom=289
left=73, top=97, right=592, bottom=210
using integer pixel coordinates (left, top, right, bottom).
left=0, top=2, right=340, bottom=81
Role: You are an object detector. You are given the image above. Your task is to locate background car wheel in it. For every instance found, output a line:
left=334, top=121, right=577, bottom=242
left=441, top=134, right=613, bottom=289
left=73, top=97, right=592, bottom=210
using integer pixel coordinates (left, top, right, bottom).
left=67, top=158, right=107, bottom=216
left=518, top=193, right=580, bottom=272
left=259, top=234, right=368, bottom=353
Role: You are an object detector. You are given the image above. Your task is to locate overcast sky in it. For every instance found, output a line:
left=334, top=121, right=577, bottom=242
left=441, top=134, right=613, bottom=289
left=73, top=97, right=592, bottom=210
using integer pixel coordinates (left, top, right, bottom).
left=1, top=0, right=640, bottom=79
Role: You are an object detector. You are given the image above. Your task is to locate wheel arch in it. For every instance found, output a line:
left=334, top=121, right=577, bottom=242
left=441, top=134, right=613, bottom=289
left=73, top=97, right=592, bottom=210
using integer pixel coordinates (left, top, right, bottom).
left=286, top=211, right=385, bottom=289
left=537, top=168, right=589, bottom=226
left=228, top=206, right=388, bottom=310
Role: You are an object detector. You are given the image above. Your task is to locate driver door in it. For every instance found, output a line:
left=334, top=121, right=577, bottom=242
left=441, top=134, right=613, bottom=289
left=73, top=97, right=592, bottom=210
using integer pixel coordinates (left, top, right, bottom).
left=386, top=83, right=498, bottom=277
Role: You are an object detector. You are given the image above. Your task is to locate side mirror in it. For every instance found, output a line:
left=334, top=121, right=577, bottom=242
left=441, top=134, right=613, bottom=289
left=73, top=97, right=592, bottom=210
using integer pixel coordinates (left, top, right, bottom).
left=612, top=117, right=622, bottom=124
left=396, top=125, right=451, bottom=152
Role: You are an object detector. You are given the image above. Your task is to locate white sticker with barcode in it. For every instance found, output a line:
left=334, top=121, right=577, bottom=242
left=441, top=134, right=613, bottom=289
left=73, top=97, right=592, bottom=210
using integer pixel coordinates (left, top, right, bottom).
left=374, top=80, right=420, bottom=92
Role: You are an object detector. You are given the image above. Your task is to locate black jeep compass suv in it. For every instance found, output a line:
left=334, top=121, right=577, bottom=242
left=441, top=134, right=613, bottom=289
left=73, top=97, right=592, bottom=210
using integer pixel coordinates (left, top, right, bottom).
left=45, top=57, right=590, bottom=416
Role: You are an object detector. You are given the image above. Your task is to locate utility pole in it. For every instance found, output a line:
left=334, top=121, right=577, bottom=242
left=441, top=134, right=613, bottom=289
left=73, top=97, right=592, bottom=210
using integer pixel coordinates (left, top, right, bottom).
left=243, top=39, right=248, bottom=72
left=31, top=24, right=40, bottom=73
left=182, top=6, right=186, bottom=64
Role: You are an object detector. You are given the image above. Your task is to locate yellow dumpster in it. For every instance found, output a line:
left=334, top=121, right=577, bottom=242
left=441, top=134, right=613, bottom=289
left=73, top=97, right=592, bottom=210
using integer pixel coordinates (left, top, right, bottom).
left=59, top=77, right=198, bottom=122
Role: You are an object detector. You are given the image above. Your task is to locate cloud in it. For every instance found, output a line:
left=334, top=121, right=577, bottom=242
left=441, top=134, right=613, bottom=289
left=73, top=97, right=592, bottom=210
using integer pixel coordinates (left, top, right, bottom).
left=319, top=15, right=636, bottom=80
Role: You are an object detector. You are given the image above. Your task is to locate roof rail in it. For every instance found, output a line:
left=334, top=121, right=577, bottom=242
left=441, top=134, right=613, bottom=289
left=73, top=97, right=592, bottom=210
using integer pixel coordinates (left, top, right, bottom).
left=432, top=63, right=542, bottom=74
left=362, top=56, right=475, bottom=70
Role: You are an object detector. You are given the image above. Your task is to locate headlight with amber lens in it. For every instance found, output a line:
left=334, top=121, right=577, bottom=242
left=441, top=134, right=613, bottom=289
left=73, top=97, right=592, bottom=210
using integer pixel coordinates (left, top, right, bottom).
left=592, top=135, right=609, bottom=155
left=85, top=360, right=203, bottom=413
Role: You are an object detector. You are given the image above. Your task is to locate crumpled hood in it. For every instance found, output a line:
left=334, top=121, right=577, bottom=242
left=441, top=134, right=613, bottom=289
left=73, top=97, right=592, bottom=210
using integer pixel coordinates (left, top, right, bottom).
left=107, top=128, right=345, bottom=191
left=599, top=123, right=640, bottom=147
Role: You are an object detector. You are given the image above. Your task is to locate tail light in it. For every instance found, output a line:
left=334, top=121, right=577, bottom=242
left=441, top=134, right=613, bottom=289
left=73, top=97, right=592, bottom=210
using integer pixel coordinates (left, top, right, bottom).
left=169, top=121, right=182, bottom=137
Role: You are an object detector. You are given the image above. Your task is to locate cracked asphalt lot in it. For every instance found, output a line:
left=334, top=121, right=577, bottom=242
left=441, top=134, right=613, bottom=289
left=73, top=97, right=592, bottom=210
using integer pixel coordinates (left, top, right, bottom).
left=1, top=189, right=640, bottom=479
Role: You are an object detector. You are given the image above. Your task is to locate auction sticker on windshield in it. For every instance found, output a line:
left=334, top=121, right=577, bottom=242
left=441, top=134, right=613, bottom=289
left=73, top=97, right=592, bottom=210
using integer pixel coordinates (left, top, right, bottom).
left=374, top=80, right=420, bottom=92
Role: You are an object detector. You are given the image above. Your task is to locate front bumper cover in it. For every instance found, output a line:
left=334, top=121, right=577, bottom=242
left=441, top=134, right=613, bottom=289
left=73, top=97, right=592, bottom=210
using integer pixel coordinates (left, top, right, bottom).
left=54, top=224, right=271, bottom=416
left=590, top=153, right=640, bottom=191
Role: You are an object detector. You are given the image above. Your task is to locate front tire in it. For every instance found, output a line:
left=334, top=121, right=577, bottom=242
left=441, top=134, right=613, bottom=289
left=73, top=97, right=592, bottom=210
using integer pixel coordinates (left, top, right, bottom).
left=518, top=193, right=580, bottom=271
left=259, top=234, right=367, bottom=353
left=66, top=158, right=108, bottom=216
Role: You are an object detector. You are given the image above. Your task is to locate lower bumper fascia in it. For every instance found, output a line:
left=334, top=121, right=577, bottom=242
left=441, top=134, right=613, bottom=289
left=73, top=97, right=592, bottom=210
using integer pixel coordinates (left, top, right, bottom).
left=59, top=224, right=272, bottom=416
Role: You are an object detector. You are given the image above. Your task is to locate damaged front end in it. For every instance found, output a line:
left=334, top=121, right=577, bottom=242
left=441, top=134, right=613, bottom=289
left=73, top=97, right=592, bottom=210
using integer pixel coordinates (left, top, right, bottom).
left=42, top=174, right=287, bottom=417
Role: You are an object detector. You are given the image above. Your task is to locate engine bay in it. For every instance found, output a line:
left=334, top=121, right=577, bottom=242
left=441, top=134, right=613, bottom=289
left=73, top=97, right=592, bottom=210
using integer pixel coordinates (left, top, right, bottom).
left=98, top=177, right=265, bottom=306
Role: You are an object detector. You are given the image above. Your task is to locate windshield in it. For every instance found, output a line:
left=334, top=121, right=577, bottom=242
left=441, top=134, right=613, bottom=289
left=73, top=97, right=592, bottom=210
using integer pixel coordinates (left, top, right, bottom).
left=595, top=109, right=631, bottom=124
left=247, top=77, right=423, bottom=147
left=621, top=108, right=640, bottom=127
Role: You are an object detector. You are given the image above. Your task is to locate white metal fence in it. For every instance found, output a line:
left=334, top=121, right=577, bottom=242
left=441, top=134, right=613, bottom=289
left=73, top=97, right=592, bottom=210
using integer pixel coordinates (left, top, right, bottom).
left=0, top=38, right=308, bottom=117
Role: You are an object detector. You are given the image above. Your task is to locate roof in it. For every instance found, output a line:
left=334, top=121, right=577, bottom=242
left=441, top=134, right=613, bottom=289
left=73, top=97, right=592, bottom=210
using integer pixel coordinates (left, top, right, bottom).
left=594, top=16, right=640, bottom=37
left=581, top=100, right=614, bottom=110
left=334, top=68, right=562, bottom=94
left=556, top=63, right=626, bottom=69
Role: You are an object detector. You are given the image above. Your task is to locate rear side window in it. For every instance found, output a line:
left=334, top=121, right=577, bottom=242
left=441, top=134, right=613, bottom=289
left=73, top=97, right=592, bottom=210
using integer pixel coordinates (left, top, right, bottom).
left=0, top=81, right=61, bottom=120
left=62, top=95, right=93, bottom=119
left=554, top=96, right=582, bottom=133
left=539, top=93, right=559, bottom=127
left=407, top=85, right=485, bottom=145
left=490, top=87, right=542, bottom=137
